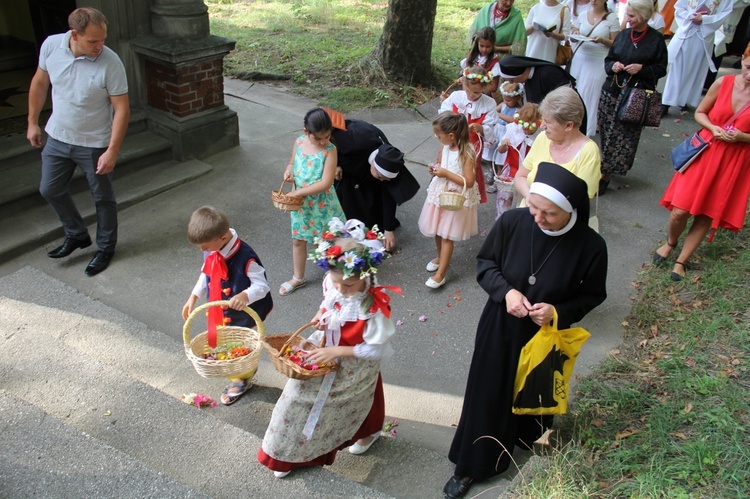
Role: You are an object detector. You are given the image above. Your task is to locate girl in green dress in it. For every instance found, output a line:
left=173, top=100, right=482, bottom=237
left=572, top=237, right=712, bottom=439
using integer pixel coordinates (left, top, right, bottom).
left=279, top=108, right=345, bottom=296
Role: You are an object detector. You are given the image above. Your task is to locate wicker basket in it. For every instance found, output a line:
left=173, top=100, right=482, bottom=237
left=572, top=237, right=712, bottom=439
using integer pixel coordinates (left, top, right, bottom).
left=183, top=300, right=264, bottom=379
left=271, top=179, right=303, bottom=212
left=439, top=175, right=467, bottom=211
left=263, top=322, right=339, bottom=380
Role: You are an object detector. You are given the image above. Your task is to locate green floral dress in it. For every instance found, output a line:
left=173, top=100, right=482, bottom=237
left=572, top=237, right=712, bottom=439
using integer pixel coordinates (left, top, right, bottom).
left=290, top=136, right=345, bottom=241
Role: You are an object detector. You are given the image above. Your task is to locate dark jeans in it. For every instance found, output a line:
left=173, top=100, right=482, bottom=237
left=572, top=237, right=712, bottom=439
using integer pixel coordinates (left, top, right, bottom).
left=40, top=137, right=117, bottom=252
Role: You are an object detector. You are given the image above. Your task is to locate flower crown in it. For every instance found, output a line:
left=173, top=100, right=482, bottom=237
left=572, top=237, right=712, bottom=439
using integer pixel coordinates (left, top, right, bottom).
left=309, top=218, right=388, bottom=279
left=500, top=81, right=524, bottom=97
left=463, top=67, right=493, bottom=84
left=513, top=113, right=541, bottom=133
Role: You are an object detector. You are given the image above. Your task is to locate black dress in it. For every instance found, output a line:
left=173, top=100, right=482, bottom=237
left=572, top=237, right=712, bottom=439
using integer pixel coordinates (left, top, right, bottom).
left=448, top=208, right=607, bottom=480
left=525, top=64, right=588, bottom=135
left=598, top=27, right=667, bottom=175
left=332, top=119, right=419, bottom=232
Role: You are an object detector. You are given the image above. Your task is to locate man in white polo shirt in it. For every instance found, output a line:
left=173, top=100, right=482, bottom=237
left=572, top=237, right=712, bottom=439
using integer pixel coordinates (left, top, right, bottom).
left=27, top=7, right=129, bottom=276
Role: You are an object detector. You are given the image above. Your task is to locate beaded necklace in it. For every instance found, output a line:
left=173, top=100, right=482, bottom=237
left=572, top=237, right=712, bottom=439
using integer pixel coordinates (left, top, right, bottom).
left=630, top=26, right=648, bottom=49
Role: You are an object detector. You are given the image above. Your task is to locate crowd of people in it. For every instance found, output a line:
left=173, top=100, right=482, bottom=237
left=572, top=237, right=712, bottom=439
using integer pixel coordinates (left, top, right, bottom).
left=30, top=5, right=749, bottom=499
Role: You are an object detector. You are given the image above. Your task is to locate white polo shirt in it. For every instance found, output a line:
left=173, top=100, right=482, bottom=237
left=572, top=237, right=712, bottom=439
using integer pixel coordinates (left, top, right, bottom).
left=39, top=31, right=128, bottom=148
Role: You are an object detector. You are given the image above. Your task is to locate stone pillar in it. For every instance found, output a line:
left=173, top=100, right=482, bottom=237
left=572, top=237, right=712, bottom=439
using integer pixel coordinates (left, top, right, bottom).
left=132, top=0, right=238, bottom=160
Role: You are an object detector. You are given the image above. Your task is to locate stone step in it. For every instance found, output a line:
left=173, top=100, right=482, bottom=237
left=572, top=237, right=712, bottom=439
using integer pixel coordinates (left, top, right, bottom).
left=0, top=157, right=212, bottom=263
left=0, top=267, right=518, bottom=498
left=0, top=268, right=391, bottom=498
left=0, top=127, right=172, bottom=208
left=0, top=391, right=208, bottom=498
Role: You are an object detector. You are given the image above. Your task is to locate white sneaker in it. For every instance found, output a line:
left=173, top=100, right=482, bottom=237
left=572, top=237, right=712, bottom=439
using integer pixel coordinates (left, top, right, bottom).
left=348, top=432, right=381, bottom=455
left=273, top=470, right=291, bottom=478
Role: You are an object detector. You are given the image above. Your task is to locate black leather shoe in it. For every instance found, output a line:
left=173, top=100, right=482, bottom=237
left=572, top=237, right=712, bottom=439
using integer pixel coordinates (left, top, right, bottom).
left=47, top=236, right=92, bottom=258
left=85, top=250, right=114, bottom=276
left=444, top=475, right=474, bottom=499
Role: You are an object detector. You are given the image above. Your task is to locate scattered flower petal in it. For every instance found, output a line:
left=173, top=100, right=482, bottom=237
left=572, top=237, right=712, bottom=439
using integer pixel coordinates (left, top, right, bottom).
left=396, top=320, right=404, bottom=326
left=418, top=315, right=427, bottom=322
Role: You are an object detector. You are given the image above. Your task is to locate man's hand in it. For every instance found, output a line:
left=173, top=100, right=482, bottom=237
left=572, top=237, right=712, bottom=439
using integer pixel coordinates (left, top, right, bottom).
left=96, top=149, right=118, bottom=174
left=27, top=124, right=43, bottom=148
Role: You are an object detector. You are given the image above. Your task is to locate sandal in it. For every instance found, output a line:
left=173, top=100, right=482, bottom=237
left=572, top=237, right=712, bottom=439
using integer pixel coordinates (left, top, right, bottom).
left=670, top=261, right=687, bottom=282
left=220, top=380, right=252, bottom=406
left=279, top=277, right=306, bottom=296
left=652, top=240, right=677, bottom=265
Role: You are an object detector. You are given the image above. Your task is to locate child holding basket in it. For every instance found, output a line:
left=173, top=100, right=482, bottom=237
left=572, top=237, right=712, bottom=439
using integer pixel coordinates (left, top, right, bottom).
left=258, top=217, right=398, bottom=478
left=279, top=108, right=345, bottom=296
left=418, top=112, right=480, bottom=289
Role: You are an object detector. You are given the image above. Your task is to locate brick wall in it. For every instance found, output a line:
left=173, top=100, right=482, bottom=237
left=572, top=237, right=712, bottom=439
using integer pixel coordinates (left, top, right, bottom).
left=145, top=58, right=225, bottom=118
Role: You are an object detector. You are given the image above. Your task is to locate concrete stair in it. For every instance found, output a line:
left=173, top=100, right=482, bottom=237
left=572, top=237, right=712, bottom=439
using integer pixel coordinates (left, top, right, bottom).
left=0, top=266, right=519, bottom=498
left=0, top=121, right=213, bottom=262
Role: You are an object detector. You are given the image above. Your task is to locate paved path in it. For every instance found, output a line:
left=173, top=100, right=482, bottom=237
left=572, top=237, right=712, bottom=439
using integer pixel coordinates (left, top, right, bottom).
left=0, top=75, right=717, bottom=497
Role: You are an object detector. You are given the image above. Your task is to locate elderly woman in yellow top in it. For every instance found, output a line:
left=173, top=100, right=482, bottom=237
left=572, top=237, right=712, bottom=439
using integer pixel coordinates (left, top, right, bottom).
left=514, top=86, right=601, bottom=204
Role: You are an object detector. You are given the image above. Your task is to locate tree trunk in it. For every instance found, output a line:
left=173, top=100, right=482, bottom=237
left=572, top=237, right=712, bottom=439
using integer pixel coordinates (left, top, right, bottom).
left=374, top=0, right=438, bottom=86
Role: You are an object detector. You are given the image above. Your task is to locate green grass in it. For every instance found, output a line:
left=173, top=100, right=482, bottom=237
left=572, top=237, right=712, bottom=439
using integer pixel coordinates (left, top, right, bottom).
left=205, top=0, right=536, bottom=111
left=513, top=227, right=750, bottom=498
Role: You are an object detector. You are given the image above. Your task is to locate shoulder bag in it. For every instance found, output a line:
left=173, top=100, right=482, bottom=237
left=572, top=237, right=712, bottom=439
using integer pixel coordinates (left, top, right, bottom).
left=555, top=7, right=573, bottom=66
left=671, top=100, right=750, bottom=173
left=614, top=74, right=662, bottom=128
left=569, top=14, right=608, bottom=65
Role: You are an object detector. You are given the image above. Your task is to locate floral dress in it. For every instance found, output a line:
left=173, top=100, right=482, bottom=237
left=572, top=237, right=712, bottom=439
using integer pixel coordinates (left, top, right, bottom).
left=290, top=136, right=345, bottom=241
left=258, top=274, right=395, bottom=471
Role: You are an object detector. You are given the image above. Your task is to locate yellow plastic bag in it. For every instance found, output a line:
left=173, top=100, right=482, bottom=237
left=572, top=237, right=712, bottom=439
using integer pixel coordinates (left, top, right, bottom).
left=512, top=309, right=591, bottom=415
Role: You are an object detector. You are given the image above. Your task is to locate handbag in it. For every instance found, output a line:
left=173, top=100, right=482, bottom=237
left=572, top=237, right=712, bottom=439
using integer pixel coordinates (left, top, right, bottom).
left=614, top=75, right=662, bottom=127
left=671, top=132, right=709, bottom=173
left=555, top=7, right=573, bottom=66
left=512, top=310, right=591, bottom=416
left=671, top=100, right=750, bottom=173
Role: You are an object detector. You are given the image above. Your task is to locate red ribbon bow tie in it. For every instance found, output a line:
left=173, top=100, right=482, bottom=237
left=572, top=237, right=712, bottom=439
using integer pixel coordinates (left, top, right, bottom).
left=368, top=285, right=403, bottom=318
left=203, top=251, right=228, bottom=348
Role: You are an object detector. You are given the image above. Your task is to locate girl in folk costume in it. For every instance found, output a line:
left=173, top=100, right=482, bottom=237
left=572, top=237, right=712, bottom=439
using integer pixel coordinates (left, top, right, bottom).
left=440, top=66, right=499, bottom=201
left=661, top=0, right=733, bottom=116
left=279, top=108, right=345, bottom=296
left=493, top=103, right=542, bottom=219
left=461, top=27, right=502, bottom=96
left=419, top=113, right=481, bottom=289
left=258, top=218, right=399, bottom=478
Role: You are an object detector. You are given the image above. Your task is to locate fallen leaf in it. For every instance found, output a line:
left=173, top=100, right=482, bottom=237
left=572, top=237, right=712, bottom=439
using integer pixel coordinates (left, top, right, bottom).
left=615, top=428, right=638, bottom=440
left=592, top=419, right=605, bottom=427
left=621, top=321, right=629, bottom=327
left=671, top=432, right=688, bottom=440
left=649, top=325, right=658, bottom=338
left=534, top=429, right=555, bottom=446
left=103, top=410, right=112, bottom=417
left=683, top=402, right=693, bottom=413
left=610, top=349, right=621, bottom=355
left=686, top=358, right=697, bottom=368
left=638, top=338, right=648, bottom=348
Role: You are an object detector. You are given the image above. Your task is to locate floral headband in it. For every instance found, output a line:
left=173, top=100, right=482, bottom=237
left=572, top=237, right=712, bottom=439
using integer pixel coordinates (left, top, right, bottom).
left=513, top=113, right=541, bottom=133
left=309, top=218, right=388, bottom=279
left=463, top=67, right=493, bottom=84
left=500, top=81, right=524, bottom=97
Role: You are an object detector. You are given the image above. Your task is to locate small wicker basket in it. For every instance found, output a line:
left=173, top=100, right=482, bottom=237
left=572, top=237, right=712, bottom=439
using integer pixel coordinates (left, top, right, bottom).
left=271, top=179, right=303, bottom=212
left=183, top=300, right=264, bottom=379
left=439, top=175, right=467, bottom=211
left=263, top=322, right=339, bottom=380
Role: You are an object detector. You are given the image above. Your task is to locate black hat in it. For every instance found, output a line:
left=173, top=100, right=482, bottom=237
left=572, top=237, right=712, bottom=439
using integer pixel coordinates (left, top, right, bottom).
left=529, top=162, right=590, bottom=222
left=498, top=55, right=554, bottom=78
left=368, top=144, right=420, bottom=205
left=370, top=144, right=405, bottom=178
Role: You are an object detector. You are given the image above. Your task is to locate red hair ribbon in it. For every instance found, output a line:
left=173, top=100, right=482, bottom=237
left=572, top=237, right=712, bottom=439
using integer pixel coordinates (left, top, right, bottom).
left=202, top=251, right=228, bottom=348
left=368, top=285, right=403, bottom=318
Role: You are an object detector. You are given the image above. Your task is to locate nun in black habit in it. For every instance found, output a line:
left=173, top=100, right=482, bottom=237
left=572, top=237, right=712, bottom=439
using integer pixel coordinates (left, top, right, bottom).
left=444, top=162, right=607, bottom=499
left=498, top=55, right=588, bottom=135
left=331, top=119, right=420, bottom=251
